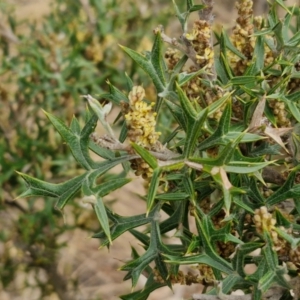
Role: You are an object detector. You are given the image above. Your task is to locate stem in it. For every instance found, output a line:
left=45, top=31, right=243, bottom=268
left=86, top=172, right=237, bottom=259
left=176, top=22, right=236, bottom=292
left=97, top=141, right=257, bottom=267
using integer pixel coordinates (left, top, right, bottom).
left=198, top=0, right=214, bottom=24
left=156, top=25, right=199, bottom=66
left=90, top=133, right=180, bottom=161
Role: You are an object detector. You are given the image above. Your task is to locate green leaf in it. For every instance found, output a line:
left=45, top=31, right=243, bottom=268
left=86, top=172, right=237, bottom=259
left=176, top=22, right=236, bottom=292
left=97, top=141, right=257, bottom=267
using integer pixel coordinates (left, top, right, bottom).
left=124, top=72, right=134, bottom=92
left=172, top=54, right=189, bottom=75
left=189, top=4, right=205, bottom=12
left=147, top=168, right=162, bottom=214
left=162, top=126, right=180, bottom=145
left=122, top=248, right=157, bottom=287
left=131, top=143, right=158, bottom=169
left=84, top=154, right=136, bottom=182
left=215, top=133, right=245, bottom=166
left=253, top=28, right=273, bottom=37
left=225, top=132, right=265, bottom=143
left=207, top=91, right=233, bottom=118
left=130, top=229, right=150, bottom=247
left=273, top=21, right=284, bottom=50
left=19, top=152, right=135, bottom=209
left=232, top=243, right=263, bottom=276
left=249, top=141, right=281, bottom=157
left=186, top=0, right=194, bottom=10
left=172, top=0, right=185, bottom=29
left=184, top=108, right=208, bottom=157
left=155, top=254, right=170, bottom=289
left=93, top=208, right=157, bottom=247
left=285, top=90, right=300, bottom=102
left=182, top=176, right=195, bottom=203
left=262, top=233, right=277, bottom=270
left=150, top=31, right=166, bottom=87
left=233, top=195, right=255, bottom=213
left=178, top=68, right=205, bottom=86
left=221, top=274, right=246, bottom=294
left=159, top=202, right=186, bottom=234
left=274, top=0, right=292, bottom=14
left=252, top=286, right=263, bottom=300
left=230, top=76, right=258, bottom=86
left=222, top=29, right=246, bottom=60
left=155, top=192, right=189, bottom=201
left=101, top=81, right=129, bottom=105
left=209, top=168, right=233, bottom=214
left=245, top=177, right=265, bottom=205
left=198, top=102, right=231, bottom=151
left=247, top=259, right=267, bottom=283
left=215, top=57, right=229, bottom=84
left=283, top=96, right=300, bottom=123
left=194, top=214, right=234, bottom=273
left=89, top=141, right=115, bottom=160
left=165, top=252, right=233, bottom=274
left=92, top=178, right=131, bottom=197
left=258, top=270, right=276, bottom=293
left=274, top=209, right=293, bottom=227
left=120, top=37, right=165, bottom=93
left=165, top=99, right=187, bottom=131
left=119, top=121, right=128, bottom=143
left=220, top=52, right=234, bottom=79
left=224, top=161, right=274, bottom=174
left=266, top=170, right=297, bottom=206
left=275, top=227, right=300, bottom=249
left=70, top=116, right=81, bottom=135
left=285, top=30, right=300, bottom=47
left=120, top=274, right=165, bottom=300
left=253, top=35, right=265, bottom=71
left=239, top=242, right=264, bottom=253
left=17, top=172, right=87, bottom=210
left=176, top=82, right=197, bottom=122
left=93, top=195, right=112, bottom=244
left=44, top=111, right=98, bottom=170
left=121, top=218, right=172, bottom=288
left=191, top=133, right=246, bottom=172
left=282, top=10, right=293, bottom=43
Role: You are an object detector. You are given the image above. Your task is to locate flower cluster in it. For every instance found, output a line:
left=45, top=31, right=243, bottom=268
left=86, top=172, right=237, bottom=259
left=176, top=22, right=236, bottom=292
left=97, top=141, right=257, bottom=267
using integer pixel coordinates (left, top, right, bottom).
left=253, top=207, right=285, bottom=254
left=124, top=86, right=161, bottom=179
left=268, top=100, right=291, bottom=127
left=185, top=20, right=214, bottom=71
left=182, top=66, right=202, bottom=101
left=197, top=264, right=215, bottom=283
left=228, top=0, right=255, bottom=75
left=253, top=206, right=277, bottom=238
left=164, top=48, right=180, bottom=70
left=252, top=206, right=300, bottom=269
left=153, top=267, right=201, bottom=285
left=125, top=86, right=161, bottom=149
left=182, top=71, right=226, bottom=120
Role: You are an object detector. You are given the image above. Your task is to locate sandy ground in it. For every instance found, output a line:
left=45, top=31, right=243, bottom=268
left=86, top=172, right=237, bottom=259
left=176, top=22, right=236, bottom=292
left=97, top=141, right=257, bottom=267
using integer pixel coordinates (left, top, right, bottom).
left=1, top=0, right=297, bottom=300
left=12, top=0, right=52, bottom=21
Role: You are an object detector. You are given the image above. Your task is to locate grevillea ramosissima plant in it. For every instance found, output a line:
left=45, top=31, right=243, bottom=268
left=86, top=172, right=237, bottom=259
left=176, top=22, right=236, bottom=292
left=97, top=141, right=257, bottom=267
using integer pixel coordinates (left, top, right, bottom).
left=18, top=0, right=300, bottom=299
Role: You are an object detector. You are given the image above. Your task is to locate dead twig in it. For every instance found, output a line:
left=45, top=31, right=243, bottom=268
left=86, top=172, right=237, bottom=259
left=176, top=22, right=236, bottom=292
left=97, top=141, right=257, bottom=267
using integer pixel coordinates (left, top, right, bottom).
left=198, top=0, right=214, bottom=24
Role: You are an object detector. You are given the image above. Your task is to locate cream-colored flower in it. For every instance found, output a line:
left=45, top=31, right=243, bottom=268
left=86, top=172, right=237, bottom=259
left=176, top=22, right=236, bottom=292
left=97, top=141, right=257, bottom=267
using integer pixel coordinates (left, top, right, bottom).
left=125, top=86, right=160, bottom=149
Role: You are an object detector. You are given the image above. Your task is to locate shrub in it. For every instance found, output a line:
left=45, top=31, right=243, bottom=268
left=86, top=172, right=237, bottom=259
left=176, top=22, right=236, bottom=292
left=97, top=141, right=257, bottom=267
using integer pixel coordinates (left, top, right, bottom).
left=0, top=0, right=170, bottom=298
left=18, top=0, right=300, bottom=299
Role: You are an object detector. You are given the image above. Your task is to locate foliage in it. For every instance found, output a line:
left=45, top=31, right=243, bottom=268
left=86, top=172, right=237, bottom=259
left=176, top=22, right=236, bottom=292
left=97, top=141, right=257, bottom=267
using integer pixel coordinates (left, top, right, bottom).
left=0, top=0, right=171, bottom=298
left=16, top=0, right=300, bottom=299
